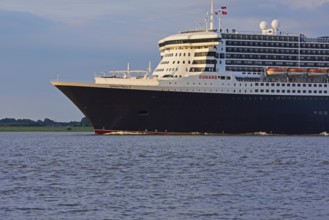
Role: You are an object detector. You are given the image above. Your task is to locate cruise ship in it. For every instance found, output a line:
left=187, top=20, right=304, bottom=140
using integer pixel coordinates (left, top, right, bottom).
left=52, top=1, right=329, bottom=135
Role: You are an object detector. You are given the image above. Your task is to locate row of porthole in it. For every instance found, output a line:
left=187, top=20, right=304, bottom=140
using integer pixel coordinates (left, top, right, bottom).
left=314, top=111, right=328, bottom=115
left=256, top=82, right=328, bottom=88
left=162, top=89, right=219, bottom=92
left=160, top=88, right=329, bottom=99
left=162, top=87, right=329, bottom=95
left=255, top=89, right=328, bottom=94
left=232, top=96, right=329, bottom=101
left=165, top=81, right=329, bottom=91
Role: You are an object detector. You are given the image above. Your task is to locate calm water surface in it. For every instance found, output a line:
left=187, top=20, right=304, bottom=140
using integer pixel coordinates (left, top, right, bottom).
left=0, top=132, right=329, bottom=219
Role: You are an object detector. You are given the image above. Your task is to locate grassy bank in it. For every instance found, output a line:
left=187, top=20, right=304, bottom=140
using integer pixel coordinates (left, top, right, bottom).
left=0, top=126, right=94, bottom=132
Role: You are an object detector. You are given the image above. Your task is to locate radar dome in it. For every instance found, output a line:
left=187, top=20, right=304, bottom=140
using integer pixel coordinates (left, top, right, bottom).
left=271, top=19, right=280, bottom=29
left=260, top=21, right=267, bottom=30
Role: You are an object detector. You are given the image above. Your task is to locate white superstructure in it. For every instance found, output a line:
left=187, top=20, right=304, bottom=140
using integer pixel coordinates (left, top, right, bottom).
left=94, top=0, right=329, bottom=97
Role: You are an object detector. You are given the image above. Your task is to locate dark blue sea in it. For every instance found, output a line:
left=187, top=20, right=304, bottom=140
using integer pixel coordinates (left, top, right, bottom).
left=0, top=132, right=329, bottom=219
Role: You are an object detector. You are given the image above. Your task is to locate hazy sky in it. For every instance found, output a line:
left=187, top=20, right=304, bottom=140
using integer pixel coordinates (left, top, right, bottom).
left=1, top=0, right=329, bottom=121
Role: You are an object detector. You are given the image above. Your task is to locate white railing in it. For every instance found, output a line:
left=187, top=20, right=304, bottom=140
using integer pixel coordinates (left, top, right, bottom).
left=95, top=70, right=149, bottom=79
left=94, top=62, right=152, bottom=79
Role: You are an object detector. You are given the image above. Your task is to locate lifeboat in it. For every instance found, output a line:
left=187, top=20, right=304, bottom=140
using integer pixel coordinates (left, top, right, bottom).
left=287, top=68, right=307, bottom=77
left=307, top=68, right=327, bottom=77
left=266, top=67, right=287, bottom=76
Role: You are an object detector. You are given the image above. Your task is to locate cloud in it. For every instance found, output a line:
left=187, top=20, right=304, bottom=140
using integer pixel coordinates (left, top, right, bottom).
left=1, top=0, right=328, bottom=27
left=0, top=0, right=136, bottom=24
left=0, top=10, right=54, bottom=36
left=0, top=0, right=203, bottom=25
left=278, top=0, right=329, bottom=9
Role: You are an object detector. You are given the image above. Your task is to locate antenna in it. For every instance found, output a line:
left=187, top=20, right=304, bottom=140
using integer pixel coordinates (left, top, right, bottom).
left=205, top=18, right=208, bottom=30
left=126, top=63, right=130, bottom=78
left=210, top=0, right=214, bottom=30
left=148, top=61, right=152, bottom=73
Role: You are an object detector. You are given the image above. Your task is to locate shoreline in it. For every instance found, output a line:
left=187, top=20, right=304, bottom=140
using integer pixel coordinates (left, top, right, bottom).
left=0, top=127, right=94, bottom=132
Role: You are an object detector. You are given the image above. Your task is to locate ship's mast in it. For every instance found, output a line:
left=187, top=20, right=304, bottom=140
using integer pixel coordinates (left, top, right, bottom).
left=210, top=0, right=214, bottom=30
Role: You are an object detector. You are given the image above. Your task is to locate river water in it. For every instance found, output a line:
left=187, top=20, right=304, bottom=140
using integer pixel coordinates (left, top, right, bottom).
left=0, top=132, right=329, bottom=219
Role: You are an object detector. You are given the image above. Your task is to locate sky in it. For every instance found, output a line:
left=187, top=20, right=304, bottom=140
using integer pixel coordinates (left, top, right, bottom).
left=1, top=0, right=329, bottom=122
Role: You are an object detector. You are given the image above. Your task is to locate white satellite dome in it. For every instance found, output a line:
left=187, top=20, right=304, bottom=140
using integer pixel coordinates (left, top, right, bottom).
left=271, top=19, right=280, bottom=29
left=260, top=21, right=267, bottom=30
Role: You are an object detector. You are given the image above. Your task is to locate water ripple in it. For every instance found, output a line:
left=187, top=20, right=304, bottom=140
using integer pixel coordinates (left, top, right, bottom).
left=0, top=133, right=329, bottom=219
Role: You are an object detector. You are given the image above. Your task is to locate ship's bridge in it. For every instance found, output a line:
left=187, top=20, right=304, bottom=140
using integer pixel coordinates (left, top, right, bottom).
left=154, top=30, right=223, bottom=79
left=158, top=30, right=221, bottom=51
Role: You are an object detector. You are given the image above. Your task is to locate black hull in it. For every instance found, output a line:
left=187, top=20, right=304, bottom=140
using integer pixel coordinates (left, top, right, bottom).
left=54, top=84, right=329, bottom=135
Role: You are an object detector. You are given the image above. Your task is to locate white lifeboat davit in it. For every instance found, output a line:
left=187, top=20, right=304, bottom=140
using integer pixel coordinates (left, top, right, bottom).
left=307, top=68, right=328, bottom=77
left=266, top=67, right=287, bottom=76
left=287, top=68, right=307, bottom=77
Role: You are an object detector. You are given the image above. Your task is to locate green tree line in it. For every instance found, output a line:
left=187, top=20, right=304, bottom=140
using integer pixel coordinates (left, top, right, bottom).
left=0, top=117, right=92, bottom=127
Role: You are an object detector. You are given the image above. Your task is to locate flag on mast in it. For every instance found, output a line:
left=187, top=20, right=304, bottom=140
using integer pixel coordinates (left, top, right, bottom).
left=216, top=6, right=228, bottom=16
left=216, top=5, right=227, bottom=31
left=221, top=6, right=228, bottom=15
